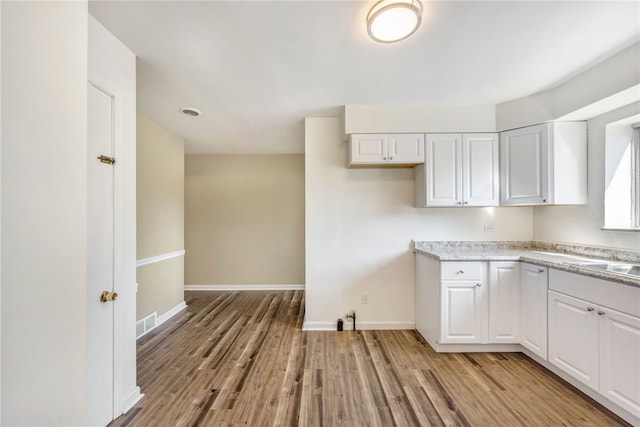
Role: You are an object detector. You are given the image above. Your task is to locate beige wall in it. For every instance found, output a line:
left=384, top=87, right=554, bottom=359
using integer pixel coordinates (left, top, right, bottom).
left=185, top=154, right=305, bottom=285
left=137, top=257, right=184, bottom=318
left=137, top=113, right=184, bottom=318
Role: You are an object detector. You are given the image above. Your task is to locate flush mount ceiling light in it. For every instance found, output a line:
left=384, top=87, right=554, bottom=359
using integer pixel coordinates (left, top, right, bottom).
left=181, top=107, right=201, bottom=117
left=367, top=0, right=423, bottom=43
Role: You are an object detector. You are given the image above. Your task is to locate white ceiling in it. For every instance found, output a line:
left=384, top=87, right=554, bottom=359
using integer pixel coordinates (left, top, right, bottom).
left=89, top=1, right=640, bottom=154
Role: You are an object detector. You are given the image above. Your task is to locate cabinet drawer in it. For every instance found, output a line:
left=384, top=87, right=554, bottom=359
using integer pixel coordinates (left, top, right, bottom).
left=441, top=262, right=482, bottom=280
left=549, top=269, right=640, bottom=318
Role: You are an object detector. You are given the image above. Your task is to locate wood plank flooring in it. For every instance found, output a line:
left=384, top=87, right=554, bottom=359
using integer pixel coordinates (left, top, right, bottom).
left=110, top=291, right=629, bottom=426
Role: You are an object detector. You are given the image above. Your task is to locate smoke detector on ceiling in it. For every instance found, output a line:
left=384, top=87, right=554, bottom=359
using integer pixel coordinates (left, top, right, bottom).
left=181, top=107, right=201, bottom=117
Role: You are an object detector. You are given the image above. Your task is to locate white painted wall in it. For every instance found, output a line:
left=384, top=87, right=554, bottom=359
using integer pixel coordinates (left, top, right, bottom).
left=533, top=102, right=640, bottom=250
left=304, top=117, right=533, bottom=330
left=0, top=1, right=4, bottom=421
left=1, top=2, right=88, bottom=424
left=89, top=15, right=139, bottom=414
left=344, top=104, right=496, bottom=134
left=496, top=42, right=640, bottom=131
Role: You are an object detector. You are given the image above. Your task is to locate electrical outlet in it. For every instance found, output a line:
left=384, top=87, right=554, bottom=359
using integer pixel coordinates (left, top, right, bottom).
left=361, top=292, right=369, bottom=304
left=484, top=225, right=495, bottom=232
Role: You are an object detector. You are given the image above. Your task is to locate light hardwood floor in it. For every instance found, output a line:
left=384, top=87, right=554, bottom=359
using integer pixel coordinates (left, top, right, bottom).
left=110, top=291, right=629, bottom=426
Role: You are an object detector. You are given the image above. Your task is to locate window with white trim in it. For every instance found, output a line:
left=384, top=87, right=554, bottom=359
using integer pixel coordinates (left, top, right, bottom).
left=604, top=115, right=640, bottom=230
left=633, top=125, right=640, bottom=228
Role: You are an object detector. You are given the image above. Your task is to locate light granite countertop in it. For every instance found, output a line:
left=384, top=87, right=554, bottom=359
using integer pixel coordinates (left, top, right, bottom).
left=413, top=241, right=640, bottom=288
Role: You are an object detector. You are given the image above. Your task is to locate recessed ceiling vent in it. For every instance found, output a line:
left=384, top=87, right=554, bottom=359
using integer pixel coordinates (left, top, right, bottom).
left=181, top=107, right=201, bottom=117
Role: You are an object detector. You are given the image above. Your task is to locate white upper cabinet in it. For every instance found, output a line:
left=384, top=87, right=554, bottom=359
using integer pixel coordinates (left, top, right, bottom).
left=388, top=134, right=425, bottom=163
left=349, top=133, right=424, bottom=166
left=416, top=133, right=498, bottom=207
left=349, top=133, right=387, bottom=164
left=500, top=122, right=587, bottom=206
left=422, top=134, right=462, bottom=206
left=463, top=134, right=500, bottom=206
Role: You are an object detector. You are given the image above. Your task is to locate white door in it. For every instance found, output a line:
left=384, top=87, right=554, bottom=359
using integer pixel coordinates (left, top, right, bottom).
left=500, top=123, right=548, bottom=205
left=388, top=133, right=424, bottom=164
left=463, top=133, right=499, bottom=206
left=87, top=81, right=117, bottom=426
left=548, top=291, right=599, bottom=390
left=599, top=307, right=640, bottom=417
left=441, top=279, right=486, bottom=343
left=426, top=134, right=462, bottom=206
left=488, top=262, right=520, bottom=343
left=520, top=263, right=548, bottom=359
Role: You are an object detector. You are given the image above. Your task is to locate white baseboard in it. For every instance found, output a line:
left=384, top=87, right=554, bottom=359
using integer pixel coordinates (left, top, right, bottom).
left=157, top=301, right=187, bottom=326
left=185, top=284, right=305, bottom=291
left=302, top=320, right=415, bottom=331
left=121, top=387, right=144, bottom=414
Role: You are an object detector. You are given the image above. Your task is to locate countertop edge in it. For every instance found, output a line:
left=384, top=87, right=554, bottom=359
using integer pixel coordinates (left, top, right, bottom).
left=414, top=249, right=640, bottom=288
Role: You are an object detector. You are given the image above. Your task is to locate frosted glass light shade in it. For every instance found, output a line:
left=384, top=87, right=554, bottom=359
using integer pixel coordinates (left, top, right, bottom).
left=367, top=0, right=423, bottom=43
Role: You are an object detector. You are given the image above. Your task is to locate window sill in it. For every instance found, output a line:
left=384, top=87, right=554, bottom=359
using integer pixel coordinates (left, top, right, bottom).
left=601, top=226, right=640, bottom=232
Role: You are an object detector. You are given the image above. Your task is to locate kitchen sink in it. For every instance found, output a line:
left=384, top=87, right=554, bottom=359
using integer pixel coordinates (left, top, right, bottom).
left=531, top=251, right=592, bottom=261
left=531, top=251, right=577, bottom=257
left=564, top=260, right=640, bottom=278
left=609, top=264, right=640, bottom=276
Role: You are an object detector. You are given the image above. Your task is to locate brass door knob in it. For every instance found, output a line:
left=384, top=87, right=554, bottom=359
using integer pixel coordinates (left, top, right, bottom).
left=100, top=291, right=119, bottom=303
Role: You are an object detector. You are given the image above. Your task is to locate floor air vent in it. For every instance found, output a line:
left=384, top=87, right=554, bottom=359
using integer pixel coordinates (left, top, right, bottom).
left=136, top=312, right=157, bottom=339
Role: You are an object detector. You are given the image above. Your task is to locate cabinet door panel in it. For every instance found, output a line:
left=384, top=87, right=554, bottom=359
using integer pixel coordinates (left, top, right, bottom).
left=426, top=134, right=462, bottom=206
left=548, top=291, right=599, bottom=390
left=441, top=280, right=486, bottom=343
left=599, top=307, right=640, bottom=417
left=489, top=262, right=519, bottom=343
left=388, top=134, right=424, bottom=164
left=463, top=133, right=499, bottom=206
left=520, top=265, right=548, bottom=359
left=500, top=124, right=548, bottom=205
left=349, top=134, right=388, bottom=164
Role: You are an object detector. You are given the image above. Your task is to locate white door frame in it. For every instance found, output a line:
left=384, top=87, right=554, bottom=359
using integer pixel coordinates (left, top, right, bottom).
left=88, top=71, right=125, bottom=420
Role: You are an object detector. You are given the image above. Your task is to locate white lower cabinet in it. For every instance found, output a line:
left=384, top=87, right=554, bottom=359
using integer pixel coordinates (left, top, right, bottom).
left=440, top=262, right=487, bottom=343
left=548, top=291, right=599, bottom=390
left=441, top=278, right=487, bottom=343
left=439, top=261, right=520, bottom=345
left=548, top=283, right=640, bottom=418
left=520, top=263, right=548, bottom=359
left=489, top=261, right=520, bottom=343
left=599, top=307, right=640, bottom=417
left=415, top=256, right=639, bottom=423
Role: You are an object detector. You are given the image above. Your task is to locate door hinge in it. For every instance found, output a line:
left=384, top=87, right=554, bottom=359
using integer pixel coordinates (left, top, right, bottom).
left=98, top=155, right=116, bottom=165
